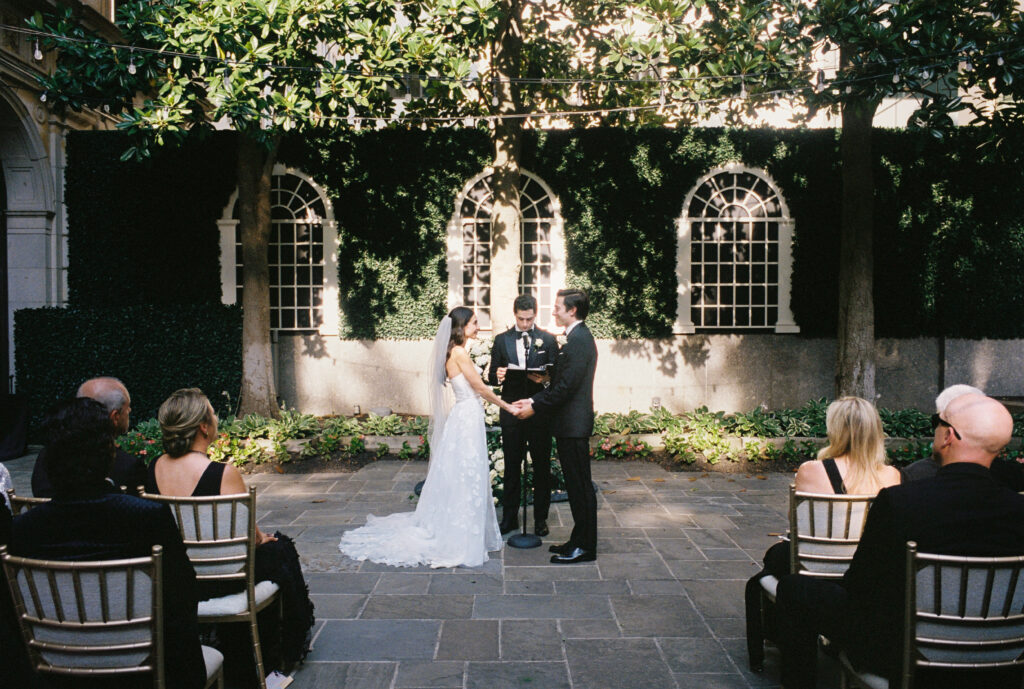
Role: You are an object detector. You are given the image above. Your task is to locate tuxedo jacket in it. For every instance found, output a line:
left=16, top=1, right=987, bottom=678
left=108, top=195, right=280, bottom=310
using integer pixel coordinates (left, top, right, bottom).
left=531, top=322, right=597, bottom=438
left=842, top=462, right=1024, bottom=678
left=11, top=491, right=206, bottom=689
left=487, top=326, right=558, bottom=427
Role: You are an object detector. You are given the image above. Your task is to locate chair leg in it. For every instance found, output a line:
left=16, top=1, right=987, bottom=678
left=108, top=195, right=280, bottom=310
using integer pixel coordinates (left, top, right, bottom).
left=745, top=574, right=767, bottom=672
left=250, top=609, right=268, bottom=689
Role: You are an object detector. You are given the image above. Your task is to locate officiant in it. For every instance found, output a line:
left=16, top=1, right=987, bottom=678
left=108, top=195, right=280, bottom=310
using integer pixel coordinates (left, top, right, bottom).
left=487, top=294, right=559, bottom=537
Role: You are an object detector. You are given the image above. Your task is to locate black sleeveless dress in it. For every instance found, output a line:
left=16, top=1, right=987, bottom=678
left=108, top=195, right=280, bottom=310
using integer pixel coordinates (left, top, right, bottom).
left=145, top=457, right=314, bottom=665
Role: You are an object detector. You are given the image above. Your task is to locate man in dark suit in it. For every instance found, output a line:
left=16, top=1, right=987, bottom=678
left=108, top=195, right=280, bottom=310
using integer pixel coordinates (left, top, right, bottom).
left=513, top=289, right=598, bottom=564
left=487, top=294, right=559, bottom=536
left=12, top=397, right=206, bottom=689
left=32, top=377, right=146, bottom=497
left=775, top=394, right=1024, bottom=689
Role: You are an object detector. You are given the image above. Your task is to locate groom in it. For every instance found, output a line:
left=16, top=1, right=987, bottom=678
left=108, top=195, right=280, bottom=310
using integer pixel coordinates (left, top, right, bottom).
left=513, top=288, right=598, bottom=564
left=487, top=294, right=559, bottom=536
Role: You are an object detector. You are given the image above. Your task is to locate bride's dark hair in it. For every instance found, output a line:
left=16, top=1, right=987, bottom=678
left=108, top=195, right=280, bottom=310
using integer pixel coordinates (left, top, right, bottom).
left=446, top=306, right=474, bottom=359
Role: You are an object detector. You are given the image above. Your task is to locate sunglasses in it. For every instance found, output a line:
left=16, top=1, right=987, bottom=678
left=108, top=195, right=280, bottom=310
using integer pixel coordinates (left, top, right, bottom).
left=930, top=413, right=962, bottom=441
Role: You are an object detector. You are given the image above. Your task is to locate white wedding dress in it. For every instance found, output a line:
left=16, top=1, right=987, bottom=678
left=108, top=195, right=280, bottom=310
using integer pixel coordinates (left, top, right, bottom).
left=339, top=373, right=503, bottom=568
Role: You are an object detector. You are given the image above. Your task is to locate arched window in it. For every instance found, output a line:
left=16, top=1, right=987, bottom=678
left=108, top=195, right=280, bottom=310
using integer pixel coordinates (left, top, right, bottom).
left=675, top=164, right=798, bottom=334
left=447, top=169, right=566, bottom=330
left=218, top=166, right=340, bottom=335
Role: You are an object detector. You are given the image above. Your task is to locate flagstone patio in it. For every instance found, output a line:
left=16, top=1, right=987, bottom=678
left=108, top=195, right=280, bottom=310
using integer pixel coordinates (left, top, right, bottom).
left=4, top=455, right=840, bottom=688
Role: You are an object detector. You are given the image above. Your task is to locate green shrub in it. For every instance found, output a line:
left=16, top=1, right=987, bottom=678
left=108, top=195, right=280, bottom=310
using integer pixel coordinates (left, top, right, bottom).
left=15, top=304, right=242, bottom=437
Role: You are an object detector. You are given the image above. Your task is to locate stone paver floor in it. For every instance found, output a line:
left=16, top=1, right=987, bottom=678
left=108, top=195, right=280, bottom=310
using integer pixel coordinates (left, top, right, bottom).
left=5, top=455, right=845, bottom=688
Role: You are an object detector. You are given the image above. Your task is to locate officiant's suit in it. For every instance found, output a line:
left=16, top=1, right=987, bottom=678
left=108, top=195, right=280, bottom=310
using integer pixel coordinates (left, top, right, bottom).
left=531, top=321, right=598, bottom=554
left=488, top=325, right=558, bottom=529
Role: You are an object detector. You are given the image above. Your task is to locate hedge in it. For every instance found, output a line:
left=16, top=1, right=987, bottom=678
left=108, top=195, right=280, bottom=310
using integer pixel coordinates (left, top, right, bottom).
left=62, top=127, right=1024, bottom=340
left=14, top=304, right=242, bottom=435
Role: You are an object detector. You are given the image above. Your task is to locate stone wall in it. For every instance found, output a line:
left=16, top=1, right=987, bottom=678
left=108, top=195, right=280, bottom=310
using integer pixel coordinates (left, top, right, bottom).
left=274, top=334, right=1020, bottom=415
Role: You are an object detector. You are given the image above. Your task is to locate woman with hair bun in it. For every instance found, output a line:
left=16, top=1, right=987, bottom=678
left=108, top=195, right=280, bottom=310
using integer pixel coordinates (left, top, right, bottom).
left=146, top=388, right=314, bottom=675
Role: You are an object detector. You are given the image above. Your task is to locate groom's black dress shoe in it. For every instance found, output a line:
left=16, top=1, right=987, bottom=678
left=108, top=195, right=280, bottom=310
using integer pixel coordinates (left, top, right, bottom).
left=534, top=520, right=549, bottom=537
left=550, top=548, right=596, bottom=564
left=548, top=541, right=573, bottom=555
left=499, top=517, right=519, bottom=535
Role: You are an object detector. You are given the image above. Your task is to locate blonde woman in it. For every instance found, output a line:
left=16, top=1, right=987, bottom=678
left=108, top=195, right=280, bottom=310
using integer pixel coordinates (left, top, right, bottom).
left=746, top=396, right=899, bottom=673
left=795, top=396, right=901, bottom=495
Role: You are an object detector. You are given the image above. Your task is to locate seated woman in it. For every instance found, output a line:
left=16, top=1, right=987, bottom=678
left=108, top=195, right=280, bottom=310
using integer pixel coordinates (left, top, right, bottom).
left=11, top=398, right=206, bottom=689
left=145, top=388, right=314, bottom=672
left=745, top=396, right=901, bottom=671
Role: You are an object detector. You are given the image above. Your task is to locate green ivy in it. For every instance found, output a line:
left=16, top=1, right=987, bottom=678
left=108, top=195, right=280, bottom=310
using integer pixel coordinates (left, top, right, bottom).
left=60, top=127, right=1024, bottom=344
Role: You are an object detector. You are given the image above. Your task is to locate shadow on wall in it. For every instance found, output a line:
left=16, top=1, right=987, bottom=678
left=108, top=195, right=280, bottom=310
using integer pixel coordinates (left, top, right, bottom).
left=301, top=333, right=331, bottom=360
left=609, top=338, right=683, bottom=377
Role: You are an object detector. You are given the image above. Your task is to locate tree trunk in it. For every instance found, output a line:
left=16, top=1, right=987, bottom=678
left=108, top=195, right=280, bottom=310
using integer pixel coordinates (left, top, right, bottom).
left=488, top=0, right=523, bottom=332
left=236, top=135, right=281, bottom=418
left=835, top=92, right=877, bottom=400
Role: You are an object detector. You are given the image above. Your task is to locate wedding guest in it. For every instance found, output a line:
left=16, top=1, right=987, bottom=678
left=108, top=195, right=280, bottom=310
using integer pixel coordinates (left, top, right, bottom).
left=11, top=397, right=205, bottom=689
left=903, top=383, right=1024, bottom=490
left=775, top=394, right=1024, bottom=689
left=32, top=377, right=146, bottom=497
left=145, top=388, right=314, bottom=674
left=745, top=397, right=900, bottom=671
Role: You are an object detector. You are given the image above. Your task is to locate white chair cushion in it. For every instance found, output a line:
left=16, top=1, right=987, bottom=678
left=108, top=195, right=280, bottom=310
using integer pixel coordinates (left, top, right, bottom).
left=197, top=580, right=279, bottom=616
left=759, top=574, right=779, bottom=600
left=840, top=651, right=889, bottom=689
left=201, top=644, right=224, bottom=679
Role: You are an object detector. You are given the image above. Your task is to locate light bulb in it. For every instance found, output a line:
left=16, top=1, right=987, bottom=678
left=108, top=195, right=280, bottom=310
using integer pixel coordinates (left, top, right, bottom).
left=33, top=41, right=42, bottom=61
left=128, top=55, right=137, bottom=75
left=39, top=92, right=47, bottom=102
left=892, top=73, right=900, bottom=84
left=998, top=56, right=1005, bottom=66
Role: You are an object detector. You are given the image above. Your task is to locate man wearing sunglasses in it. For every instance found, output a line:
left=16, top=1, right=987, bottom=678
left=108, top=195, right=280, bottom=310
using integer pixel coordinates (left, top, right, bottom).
left=775, top=393, right=1024, bottom=689
left=902, top=384, right=1024, bottom=490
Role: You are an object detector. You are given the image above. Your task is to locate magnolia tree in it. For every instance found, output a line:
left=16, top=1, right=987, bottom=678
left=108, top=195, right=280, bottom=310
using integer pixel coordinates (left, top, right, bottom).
left=696, top=0, right=1024, bottom=400
left=32, top=0, right=416, bottom=416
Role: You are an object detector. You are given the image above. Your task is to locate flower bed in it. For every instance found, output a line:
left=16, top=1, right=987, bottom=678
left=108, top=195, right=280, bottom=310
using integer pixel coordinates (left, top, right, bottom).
left=115, top=403, right=1024, bottom=499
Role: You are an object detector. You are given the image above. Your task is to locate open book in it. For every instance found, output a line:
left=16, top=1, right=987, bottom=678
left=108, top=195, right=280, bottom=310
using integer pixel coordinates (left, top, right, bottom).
left=504, top=362, right=553, bottom=384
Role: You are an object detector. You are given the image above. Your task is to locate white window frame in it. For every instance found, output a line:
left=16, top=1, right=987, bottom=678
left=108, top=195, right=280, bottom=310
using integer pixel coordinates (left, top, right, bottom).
left=447, top=168, right=566, bottom=331
left=675, top=163, right=799, bottom=334
left=218, top=165, right=340, bottom=336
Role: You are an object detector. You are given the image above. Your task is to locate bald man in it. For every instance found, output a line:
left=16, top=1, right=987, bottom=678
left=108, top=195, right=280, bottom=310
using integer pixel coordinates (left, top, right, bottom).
left=32, top=377, right=147, bottom=497
left=775, top=394, right=1024, bottom=689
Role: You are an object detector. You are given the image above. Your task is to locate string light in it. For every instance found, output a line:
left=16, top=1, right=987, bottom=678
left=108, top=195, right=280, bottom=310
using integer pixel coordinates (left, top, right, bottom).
left=33, top=40, right=42, bottom=61
left=6, top=22, right=1020, bottom=91
left=128, top=50, right=137, bottom=75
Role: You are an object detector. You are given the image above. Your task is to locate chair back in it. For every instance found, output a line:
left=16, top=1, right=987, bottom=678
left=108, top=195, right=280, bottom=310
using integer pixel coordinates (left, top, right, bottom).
left=141, top=487, right=256, bottom=589
left=0, top=544, right=164, bottom=687
left=6, top=489, right=50, bottom=516
left=902, top=542, right=1024, bottom=685
left=790, top=485, right=874, bottom=577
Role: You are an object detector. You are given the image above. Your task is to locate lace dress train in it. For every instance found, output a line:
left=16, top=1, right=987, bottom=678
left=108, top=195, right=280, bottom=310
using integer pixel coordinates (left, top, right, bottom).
left=339, top=374, right=502, bottom=568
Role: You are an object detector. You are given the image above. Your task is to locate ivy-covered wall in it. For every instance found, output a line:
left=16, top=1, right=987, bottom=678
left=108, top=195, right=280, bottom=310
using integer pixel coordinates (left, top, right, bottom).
left=52, top=127, right=1024, bottom=342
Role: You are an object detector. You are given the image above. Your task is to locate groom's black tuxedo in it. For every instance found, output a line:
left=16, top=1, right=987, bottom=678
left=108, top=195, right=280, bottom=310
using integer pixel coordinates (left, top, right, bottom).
left=488, top=327, right=558, bottom=523
left=531, top=321, right=598, bottom=553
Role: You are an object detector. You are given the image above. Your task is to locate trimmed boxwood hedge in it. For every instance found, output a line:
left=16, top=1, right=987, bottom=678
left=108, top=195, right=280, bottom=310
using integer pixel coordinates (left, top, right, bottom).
left=15, top=304, right=242, bottom=435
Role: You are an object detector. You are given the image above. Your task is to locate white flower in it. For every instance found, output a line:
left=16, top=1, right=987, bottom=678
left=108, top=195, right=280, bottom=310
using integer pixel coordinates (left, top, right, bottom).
left=534, top=338, right=543, bottom=348
left=556, top=334, right=567, bottom=346
left=494, top=459, right=505, bottom=472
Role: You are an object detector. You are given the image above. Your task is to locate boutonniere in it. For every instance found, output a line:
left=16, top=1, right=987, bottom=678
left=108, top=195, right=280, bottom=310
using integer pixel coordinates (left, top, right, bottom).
left=556, top=334, right=567, bottom=346
left=533, top=337, right=543, bottom=349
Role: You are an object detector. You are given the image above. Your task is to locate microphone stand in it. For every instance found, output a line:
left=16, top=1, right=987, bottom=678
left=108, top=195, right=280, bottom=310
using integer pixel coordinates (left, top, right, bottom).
left=507, top=453, right=541, bottom=549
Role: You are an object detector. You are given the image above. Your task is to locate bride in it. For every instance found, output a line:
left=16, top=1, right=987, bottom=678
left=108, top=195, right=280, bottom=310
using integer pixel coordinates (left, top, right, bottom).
left=339, top=307, right=515, bottom=568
